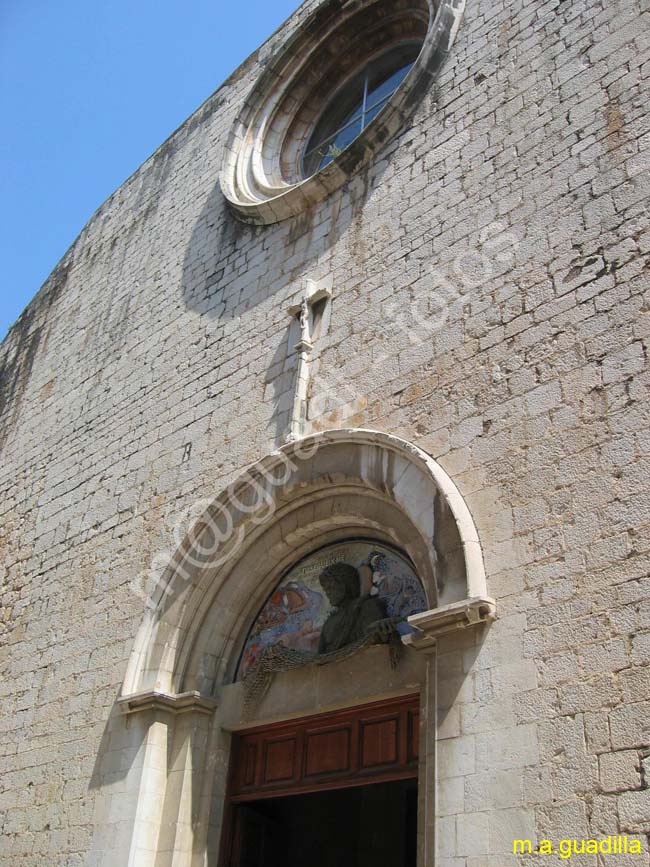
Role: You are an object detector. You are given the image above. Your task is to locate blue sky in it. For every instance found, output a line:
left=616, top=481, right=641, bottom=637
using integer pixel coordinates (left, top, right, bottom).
left=0, top=0, right=299, bottom=341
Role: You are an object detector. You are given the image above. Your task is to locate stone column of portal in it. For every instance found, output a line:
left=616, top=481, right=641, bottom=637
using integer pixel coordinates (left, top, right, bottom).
left=405, top=598, right=497, bottom=867
left=87, top=708, right=168, bottom=867
left=419, top=650, right=438, bottom=867
left=153, top=713, right=213, bottom=867
left=100, top=691, right=218, bottom=867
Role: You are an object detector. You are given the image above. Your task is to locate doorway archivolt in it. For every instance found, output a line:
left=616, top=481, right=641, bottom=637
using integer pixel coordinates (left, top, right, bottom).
left=123, top=428, right=492, bottom=701
left=114, top=429, right=494, bottom=866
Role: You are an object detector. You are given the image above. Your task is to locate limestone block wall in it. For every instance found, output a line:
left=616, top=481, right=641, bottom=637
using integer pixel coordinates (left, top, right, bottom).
left=0, top=0, right=649, bottom=864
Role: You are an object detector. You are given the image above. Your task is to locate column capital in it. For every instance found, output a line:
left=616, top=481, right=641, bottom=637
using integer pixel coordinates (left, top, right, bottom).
left=117, top=689, right=218, bottom=717
left=403, top=596, right=496, bottom=650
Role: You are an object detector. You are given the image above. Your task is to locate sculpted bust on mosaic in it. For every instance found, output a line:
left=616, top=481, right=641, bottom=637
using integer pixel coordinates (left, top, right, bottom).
left=239, top=542, right=429, bottom=703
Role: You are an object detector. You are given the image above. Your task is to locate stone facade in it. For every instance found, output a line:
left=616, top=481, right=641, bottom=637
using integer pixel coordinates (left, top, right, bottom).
left=1, top=0, right=649, bottom=865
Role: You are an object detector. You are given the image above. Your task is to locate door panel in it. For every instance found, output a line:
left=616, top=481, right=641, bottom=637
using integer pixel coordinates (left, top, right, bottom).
left=223, top=695, right=420, bottom=867
left=230, top=694, right=419, bottom=800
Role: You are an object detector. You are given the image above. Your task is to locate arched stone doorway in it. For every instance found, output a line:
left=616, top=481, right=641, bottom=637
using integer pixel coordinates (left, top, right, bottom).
left=100, top=430, right=494, bottom=865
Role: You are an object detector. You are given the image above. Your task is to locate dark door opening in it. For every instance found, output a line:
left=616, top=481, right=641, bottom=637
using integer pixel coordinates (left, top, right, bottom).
left=230, top=778, right=417, bottom=867
left=221, top=695, right=421, bottom=867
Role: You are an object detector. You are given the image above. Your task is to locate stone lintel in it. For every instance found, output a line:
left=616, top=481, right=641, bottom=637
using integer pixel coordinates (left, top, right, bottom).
left=117, top=689, right=218, bottom=717
left=404, top=596, right=497, bottom=649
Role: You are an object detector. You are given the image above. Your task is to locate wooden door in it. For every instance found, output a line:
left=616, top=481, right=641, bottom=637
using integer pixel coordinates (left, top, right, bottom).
left=229, top=694, right=419, bottom=801
left=221, top=694, right=420, bottom=866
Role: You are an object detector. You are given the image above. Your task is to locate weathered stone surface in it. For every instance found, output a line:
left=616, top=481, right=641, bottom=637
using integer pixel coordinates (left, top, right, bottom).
left=1, top=0, right=650, bottom=863
left=599, top=751, right=643, bottom=793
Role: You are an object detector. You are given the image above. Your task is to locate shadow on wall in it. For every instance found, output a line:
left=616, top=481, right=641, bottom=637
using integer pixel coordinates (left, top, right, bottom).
left=178, top=159, right=393, bottom=454
left=88, top=699, right=146, bottom=791
left=437, top=625, right=491, bottom=736
left=0, top=258, right=71, bottom=452
left=266, top=322, right=296, bottom=445
left=179, top=163, right=389, bottom=322
left=88, top=689, right=222, bottom=863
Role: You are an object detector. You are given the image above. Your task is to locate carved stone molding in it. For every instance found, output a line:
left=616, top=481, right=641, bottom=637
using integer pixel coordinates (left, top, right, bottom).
left=403, top=596, right=497, bottom=649
left=117, top=689, right=218, bottom=717
left=122, top=428, right=490, bottom=699
left=221, top=0, right=466, bottom=224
